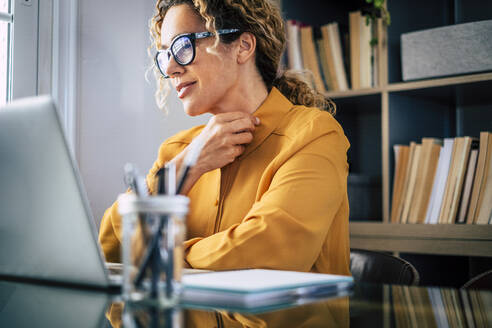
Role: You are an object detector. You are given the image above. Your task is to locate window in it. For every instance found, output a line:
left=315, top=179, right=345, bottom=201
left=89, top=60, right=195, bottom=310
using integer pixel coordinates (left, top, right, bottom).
left=0, top=0, right=39, bottom=107
left=1, top=0, right=76, bottom=152
left=0, top=0, right=11, bottom=106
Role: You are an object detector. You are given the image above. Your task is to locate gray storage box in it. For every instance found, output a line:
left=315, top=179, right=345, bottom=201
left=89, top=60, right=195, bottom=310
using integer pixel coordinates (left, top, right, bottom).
left=401, top=20, right=492, bottom=81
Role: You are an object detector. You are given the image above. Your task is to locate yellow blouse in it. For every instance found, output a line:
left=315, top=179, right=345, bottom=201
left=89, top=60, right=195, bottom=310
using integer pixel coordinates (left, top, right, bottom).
left=99, top=87, right=351, bottom=275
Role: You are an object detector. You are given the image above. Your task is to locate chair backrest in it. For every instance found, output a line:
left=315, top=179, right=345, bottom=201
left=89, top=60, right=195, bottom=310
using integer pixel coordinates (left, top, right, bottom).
left=461, top=270, right=492, bottom=290
left=350, top=249, right=420, bottom=285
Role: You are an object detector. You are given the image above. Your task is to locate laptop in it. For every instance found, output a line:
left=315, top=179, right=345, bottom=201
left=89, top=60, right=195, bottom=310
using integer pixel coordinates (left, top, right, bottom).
left=0, top=96, right=121, bottom=289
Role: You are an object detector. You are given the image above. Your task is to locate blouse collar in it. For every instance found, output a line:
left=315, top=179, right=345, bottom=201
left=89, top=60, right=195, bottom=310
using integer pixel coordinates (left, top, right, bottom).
left=240, top=87, right=293, bottom=159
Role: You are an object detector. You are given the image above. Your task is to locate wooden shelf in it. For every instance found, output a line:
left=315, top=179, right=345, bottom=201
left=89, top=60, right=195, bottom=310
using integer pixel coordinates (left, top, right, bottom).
left=324, top=72, right=492, bottom=100
left=325, top=87, right=383, bottom=99
left=387, top=72, right=492, bottom=93
left=350, top=222, right=492, bottom=257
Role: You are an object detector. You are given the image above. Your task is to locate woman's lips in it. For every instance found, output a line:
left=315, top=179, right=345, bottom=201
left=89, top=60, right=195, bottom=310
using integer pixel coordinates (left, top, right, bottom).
left=177, top=81, right=196, bottom=99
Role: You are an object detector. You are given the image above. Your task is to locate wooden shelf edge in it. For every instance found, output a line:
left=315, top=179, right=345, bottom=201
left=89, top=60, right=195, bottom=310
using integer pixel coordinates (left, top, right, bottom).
left=323, top=72, right=492, bottom=99
left=325, top=87, right=383, bottom=99
left=350, top=237, right=492, bottom=257
left=350, top=222, right=492, bottom=240
left=387, top=72, right=492, bottom=92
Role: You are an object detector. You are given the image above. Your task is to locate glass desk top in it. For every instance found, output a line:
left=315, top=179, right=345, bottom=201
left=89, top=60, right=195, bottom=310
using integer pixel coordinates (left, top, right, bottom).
left=0, top=279, right=491, bottom=327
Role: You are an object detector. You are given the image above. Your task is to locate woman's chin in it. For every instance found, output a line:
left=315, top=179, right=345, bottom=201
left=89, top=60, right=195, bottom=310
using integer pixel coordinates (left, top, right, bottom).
left=183, top=103, right=207, bottom=117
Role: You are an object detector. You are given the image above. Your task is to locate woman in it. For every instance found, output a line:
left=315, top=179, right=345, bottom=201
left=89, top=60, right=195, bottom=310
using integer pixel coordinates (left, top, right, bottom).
left=99, top=0, right=351, bottom=275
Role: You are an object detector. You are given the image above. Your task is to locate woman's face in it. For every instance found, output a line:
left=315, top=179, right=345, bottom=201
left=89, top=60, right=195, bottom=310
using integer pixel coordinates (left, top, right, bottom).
left=160, top=4, right=239, bottom=116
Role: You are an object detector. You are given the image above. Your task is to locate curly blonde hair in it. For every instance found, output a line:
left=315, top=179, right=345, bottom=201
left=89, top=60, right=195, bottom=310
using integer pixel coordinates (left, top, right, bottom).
left=149, top=0, right=335, bottom=114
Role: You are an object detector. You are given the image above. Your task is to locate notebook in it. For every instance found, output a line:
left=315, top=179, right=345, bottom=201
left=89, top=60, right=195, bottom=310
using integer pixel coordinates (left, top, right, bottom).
left=181, top=269, right=353, bottom=310
left=0, top=96, right=120, bottom=289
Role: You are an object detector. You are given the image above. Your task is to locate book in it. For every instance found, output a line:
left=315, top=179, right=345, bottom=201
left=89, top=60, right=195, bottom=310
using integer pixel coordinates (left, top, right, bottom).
left=467, top=132, right=491, bottom=224
left=391, top=145, right=410, bottom=223
left=316, top=37, right=334, bottom=90
left=395, top=142, right=417, bottom=223
left=181, top=269, right=353, bottom=309
left=475, top=132, right=492, bottom=224
left=327, top=23, right=349, bottom=91
left=349, top=11, right=361, bottom=90
left=443, top=137, right=474, bottom=223
left=300, top=25, right=326, bottom=93
left=349, top=11, right=374, bottom=89
left=408, top=138, right=442, bottom=224
left=456, top=148, right=479, bottom=223
left=438, top=137, right=464, bottom=223
left=285, top=20, right=304, bottom=71
left=320, top=24, right=340, bottom=90
left=401, top=144, right=422, bottom=223
left=425, top=139, right=454, bottom=224
left=359, top=13, right=372, bottom=89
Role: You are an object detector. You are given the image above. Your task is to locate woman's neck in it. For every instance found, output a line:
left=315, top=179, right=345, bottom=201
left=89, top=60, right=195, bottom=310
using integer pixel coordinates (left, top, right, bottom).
left=210, top=71, right=269, bottom=115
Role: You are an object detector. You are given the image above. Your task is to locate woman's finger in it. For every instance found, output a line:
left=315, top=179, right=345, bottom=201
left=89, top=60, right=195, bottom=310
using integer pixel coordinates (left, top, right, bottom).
left=230, top=131, right=254, bottom=145
left=225, top=117, right=256, bottom=134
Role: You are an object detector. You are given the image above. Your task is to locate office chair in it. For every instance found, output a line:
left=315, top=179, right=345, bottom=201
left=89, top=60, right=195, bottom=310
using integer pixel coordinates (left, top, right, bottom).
left=350, top=249, right=420, bottom=285
left=461, top=269, right=492, bottom=290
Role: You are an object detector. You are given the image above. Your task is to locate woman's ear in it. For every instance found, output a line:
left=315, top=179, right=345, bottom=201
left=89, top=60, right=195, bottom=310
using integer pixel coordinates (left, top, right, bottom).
left=237, top=32, right=256, bottom=64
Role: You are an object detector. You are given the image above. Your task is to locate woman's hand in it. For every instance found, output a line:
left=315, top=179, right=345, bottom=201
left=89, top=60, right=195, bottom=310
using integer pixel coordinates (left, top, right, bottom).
left=173, top=111, right=260, bottom=194
left=194, top=111, right=260, bottom=173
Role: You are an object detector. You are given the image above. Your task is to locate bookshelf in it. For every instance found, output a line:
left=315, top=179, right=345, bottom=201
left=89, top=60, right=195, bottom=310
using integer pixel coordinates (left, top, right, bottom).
left=281, top=0, right=492, bottom=273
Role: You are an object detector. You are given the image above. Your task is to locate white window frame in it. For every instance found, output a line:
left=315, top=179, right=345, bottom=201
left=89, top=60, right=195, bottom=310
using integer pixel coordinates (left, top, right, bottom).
left=4, top=0, right=79, bottom=154
left=10, top=0, right=39, bottom=100
left=0, top=6, right=13, bottom=105
left=51, top=0, right=79, bottom=155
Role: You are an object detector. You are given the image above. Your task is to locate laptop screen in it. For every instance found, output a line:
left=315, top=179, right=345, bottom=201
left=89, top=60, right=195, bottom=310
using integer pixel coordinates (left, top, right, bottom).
left=0, top=96, right=110, bottom=287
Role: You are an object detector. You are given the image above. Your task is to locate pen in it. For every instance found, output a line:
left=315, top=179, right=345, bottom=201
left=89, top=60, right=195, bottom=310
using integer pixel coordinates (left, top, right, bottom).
left=123, top=163, right=147, bottom=196
left=133, top=168, right=166, bottom=291
left=164, top=164, right=174, bottom=298
left=123, top=163, right=150, bottom=243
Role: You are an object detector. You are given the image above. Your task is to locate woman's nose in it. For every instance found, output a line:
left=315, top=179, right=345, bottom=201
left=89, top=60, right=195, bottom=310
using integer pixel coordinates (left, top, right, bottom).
left=165, top=54, right=185, bottom=78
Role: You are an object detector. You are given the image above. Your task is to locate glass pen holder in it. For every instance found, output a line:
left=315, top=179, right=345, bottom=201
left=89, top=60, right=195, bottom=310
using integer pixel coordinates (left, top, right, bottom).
left=118, top=193, right=189, bottom=307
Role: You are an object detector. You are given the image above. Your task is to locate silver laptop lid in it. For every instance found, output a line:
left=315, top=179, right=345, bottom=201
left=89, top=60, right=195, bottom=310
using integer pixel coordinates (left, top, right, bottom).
left=0, top=96, right=110, bottom=287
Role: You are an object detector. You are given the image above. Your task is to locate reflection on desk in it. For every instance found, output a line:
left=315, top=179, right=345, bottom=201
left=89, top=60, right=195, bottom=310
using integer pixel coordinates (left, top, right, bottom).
left=1, top=279, right=491, bottom=327
left=0, top=280, right=110, bottom=327
left=107, top=296, right=348, bottom=328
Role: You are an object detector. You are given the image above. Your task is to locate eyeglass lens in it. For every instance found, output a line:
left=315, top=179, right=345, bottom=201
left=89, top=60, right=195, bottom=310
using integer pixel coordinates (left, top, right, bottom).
left=173, top=37, right=193, bottom=64
left=156, top=35, right=194, bottom=77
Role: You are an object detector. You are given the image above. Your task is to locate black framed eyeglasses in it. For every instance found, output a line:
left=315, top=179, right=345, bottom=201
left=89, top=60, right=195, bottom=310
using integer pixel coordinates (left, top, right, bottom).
left=155, top=28, right=240, bottom=79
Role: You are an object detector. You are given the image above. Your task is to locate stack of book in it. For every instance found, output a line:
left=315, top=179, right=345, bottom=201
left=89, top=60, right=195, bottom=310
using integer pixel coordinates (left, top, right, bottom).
left=391, top=132, right=492, bottom=224
left=285, top=11, right=379, bottom=92
left=391, top=286, right=491, bottom=327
